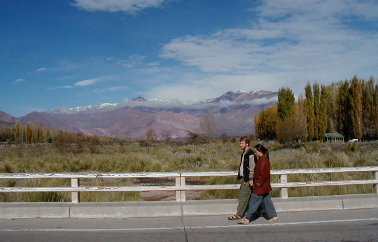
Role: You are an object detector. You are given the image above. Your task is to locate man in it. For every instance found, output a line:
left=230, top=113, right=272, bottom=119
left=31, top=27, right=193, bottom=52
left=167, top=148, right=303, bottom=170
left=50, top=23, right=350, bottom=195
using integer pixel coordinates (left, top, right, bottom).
left=227, top=136, right=255, bottom=220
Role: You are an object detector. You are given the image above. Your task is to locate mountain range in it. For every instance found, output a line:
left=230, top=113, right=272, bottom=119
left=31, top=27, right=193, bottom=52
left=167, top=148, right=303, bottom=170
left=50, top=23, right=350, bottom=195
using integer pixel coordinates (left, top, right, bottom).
left=1, top=91, right=278, bottom=139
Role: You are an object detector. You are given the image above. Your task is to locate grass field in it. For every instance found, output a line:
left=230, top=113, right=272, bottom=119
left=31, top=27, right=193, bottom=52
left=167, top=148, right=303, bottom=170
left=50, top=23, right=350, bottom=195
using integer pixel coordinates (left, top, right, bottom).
left=0, top=140, right=377, bottom=202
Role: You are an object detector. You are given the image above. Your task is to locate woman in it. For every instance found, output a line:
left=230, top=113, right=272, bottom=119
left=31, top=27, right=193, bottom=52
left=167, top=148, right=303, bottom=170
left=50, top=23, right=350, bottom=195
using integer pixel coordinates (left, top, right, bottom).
left=238, top=144, right=278, bottom=224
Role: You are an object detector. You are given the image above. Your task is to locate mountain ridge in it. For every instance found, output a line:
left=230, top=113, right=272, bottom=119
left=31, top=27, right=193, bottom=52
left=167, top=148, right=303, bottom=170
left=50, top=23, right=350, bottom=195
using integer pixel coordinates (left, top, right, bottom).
left=2, top=90, right=278, bottom=139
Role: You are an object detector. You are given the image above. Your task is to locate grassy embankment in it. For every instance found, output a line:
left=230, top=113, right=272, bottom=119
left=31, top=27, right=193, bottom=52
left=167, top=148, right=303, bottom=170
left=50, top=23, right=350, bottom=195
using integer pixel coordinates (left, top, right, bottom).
left=0, top=140, right=377, bottom=202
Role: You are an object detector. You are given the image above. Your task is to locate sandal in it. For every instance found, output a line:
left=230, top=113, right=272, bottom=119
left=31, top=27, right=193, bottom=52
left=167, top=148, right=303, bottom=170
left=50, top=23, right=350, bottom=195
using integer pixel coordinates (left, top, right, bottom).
left=228, top=214, right=241, bottom=220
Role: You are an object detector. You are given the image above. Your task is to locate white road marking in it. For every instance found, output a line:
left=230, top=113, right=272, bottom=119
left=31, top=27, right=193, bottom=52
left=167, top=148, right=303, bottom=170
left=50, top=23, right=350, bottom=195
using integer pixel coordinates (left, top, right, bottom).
left=0, top=218, right=377, bottom=232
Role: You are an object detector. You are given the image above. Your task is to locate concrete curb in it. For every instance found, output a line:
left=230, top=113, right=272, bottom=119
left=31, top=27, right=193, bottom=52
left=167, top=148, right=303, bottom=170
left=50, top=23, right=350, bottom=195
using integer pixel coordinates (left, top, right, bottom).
left=0, top=194, right=376, bottom=219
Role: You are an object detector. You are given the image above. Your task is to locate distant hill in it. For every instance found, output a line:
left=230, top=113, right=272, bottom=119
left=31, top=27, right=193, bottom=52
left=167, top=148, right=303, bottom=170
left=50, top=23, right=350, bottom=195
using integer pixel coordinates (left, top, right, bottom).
left=0, top=111, right=17, bottom=125
left=18, top=90, right=278, bottom=139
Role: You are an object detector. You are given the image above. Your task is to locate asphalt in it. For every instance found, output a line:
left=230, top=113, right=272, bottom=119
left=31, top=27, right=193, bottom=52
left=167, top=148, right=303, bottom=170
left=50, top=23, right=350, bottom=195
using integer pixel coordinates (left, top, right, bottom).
left=0, top=208, right=377, bottom=242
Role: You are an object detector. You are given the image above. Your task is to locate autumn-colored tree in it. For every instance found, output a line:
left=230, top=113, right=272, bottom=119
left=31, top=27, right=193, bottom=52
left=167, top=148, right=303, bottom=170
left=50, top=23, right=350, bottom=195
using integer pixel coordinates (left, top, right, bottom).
left=13, top=123, right=21, bottom=143
left=24, top=124, right=33, bottom=144
left=254, top=105, right=278, bottom=140
left=277, top=98, right=307, bottom=143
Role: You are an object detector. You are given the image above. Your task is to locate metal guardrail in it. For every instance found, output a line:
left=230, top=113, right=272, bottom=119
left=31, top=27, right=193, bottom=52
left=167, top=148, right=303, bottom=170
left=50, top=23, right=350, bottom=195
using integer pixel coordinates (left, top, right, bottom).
left=0, top=167, right=377, bottom=203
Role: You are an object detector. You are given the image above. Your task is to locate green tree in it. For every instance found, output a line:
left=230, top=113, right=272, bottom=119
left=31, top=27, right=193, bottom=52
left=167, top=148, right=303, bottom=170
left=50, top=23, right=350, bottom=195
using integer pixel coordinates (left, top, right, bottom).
left=318, top=85, right=329, bottom=140
left=313, top=83, right=320, bottom=139
left=327, top=84, right=338, bottom=133
left=277, top=87, right=295, bottom=121
left=337, top=81, right=352, bottom=139
left=304, top=83, right=314, bottom=140
left=350, top=76, right=363, bottom=140
left=362, top=77, right=376, bottom=139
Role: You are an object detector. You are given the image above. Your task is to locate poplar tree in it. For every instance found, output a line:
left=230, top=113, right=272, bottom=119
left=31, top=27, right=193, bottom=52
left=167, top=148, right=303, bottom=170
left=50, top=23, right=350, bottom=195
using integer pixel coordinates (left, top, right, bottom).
left=318, top=85, right=329, bottom=140
left=313, top=83, right=320, bottom=139
left=13, top=123, right=21, bottom=143
left=277, top=87, right=295, bottom=121
left=373, top=82, right=378, bottom=139
left=337, top=81, right=352, bottom=139
left=327, top=84, right=338, bottom=133
left=305, top=83, right=314, bottom=140
left=362, top=77, right=376, bottom=139
left=350, top=76, right=363, bottom=139
left=25, top=124, right=33, bottom=144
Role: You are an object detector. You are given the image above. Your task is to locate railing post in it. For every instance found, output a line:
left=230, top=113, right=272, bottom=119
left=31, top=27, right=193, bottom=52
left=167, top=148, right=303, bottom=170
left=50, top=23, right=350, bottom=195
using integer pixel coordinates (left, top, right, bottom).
left=180, top=176, right=186, bottom=202
left=71, top=178, right=80, bottom=203
left=280, top=174, right=288, bottom=199
left=375, top=171, right=378, bottom=194
left=175, top=175, right=186, bottom=202
left=175, top=176, right=180, bottom=202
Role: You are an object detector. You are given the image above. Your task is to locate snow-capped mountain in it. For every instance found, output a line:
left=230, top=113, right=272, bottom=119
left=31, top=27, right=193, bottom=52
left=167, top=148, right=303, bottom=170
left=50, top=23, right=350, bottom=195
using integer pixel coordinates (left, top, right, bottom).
left=19, top=90, right=278, bottom=139
left=52, top=103, right=119, bottom=114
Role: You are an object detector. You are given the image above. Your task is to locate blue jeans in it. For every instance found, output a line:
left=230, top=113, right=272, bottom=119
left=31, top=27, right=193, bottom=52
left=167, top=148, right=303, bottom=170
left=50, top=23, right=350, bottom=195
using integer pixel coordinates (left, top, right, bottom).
left=244, top=193, right=277, bottom=219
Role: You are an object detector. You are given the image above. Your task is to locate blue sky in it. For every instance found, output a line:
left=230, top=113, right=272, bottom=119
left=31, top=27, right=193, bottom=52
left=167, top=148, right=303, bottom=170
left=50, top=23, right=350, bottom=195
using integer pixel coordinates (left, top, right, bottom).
left=1, top=0, right=378, bottom=117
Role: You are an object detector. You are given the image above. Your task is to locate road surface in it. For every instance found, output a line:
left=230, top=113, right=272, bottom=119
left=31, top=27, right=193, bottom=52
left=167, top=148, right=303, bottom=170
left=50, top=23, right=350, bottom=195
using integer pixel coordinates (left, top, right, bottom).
left=0, top=208, right=377, bottom=242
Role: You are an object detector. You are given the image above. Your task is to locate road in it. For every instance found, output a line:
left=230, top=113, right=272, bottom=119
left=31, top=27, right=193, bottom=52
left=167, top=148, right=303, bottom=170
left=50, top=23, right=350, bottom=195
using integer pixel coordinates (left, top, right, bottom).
left=0, top=208, right=377, bottom=242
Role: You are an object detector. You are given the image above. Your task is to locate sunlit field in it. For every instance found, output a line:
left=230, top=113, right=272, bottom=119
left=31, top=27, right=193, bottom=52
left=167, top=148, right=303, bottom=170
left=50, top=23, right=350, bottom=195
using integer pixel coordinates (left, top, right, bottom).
left=0, top=140, right=377, bottom=202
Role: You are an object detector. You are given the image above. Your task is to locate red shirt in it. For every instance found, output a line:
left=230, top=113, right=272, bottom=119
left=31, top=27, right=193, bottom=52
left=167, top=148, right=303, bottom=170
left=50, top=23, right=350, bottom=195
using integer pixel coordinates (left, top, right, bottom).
left=253, top=154, right=272, bottom=194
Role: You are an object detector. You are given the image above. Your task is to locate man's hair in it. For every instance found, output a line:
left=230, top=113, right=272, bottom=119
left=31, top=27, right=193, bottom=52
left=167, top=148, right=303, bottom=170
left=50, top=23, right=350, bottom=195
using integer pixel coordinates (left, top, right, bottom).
left=239, top=136, right=250, bottom=145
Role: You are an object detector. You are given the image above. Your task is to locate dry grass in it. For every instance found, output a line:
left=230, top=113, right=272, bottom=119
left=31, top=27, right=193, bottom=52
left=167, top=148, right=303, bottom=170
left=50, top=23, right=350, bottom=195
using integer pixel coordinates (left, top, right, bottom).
left=0, top=140, right=377, bottom=201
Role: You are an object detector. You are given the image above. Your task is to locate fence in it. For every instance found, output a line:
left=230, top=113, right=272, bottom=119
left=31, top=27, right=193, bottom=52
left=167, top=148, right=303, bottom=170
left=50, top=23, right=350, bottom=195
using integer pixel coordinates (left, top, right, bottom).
left=0, top=166, right=377, bottom=203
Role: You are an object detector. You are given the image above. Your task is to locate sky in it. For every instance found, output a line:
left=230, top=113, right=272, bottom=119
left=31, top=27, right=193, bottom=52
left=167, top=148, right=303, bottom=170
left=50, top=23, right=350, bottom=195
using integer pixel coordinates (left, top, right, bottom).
left=1, top=0, right=378, bottom=117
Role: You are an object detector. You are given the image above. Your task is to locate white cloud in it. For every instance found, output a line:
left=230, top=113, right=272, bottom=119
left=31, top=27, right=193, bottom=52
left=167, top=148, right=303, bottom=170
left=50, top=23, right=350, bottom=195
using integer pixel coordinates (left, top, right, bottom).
left=160, top=0, right=378, bottom=97
left=14, top=79, right=25, bottom=83
left=48, top=85, right=73, bottom=90
left=36, top=67, right=47, bottom=72
left=74, top=78, right=99, bottom=86
left=119, top=55, right=145, bottom=68
left=72, top=0, right=168, bottom=13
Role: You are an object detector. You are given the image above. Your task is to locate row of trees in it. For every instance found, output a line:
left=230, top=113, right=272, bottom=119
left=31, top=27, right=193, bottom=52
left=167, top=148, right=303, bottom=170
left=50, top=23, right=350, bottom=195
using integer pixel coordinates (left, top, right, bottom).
left=255, top=76, right=378, bottom=142
left=0, top=123, right=52, bottom=144
left=0, top=123, right=125, bottom=145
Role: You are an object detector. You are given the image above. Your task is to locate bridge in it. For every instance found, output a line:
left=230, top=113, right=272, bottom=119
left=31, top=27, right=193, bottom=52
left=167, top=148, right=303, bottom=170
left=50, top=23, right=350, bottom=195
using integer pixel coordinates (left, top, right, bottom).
left=0, top=166, right=377, bottom=218
left=0, top=167, right=377, bottom=241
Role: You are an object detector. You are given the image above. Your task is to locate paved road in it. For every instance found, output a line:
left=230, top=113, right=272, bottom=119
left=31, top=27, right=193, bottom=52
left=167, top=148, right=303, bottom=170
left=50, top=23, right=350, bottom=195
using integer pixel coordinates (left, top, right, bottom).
left=0, top=208, right=377, bottom=242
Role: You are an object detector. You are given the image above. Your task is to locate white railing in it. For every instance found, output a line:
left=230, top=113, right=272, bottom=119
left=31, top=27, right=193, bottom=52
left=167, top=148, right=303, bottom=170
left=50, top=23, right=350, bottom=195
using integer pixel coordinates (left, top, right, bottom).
left=0, top=166, right=377, bottom=203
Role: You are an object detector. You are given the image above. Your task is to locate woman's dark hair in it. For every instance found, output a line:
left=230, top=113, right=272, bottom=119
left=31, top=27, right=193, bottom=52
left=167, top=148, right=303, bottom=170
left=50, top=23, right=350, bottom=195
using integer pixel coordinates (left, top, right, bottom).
left=254, top=144, right=269, bottom=159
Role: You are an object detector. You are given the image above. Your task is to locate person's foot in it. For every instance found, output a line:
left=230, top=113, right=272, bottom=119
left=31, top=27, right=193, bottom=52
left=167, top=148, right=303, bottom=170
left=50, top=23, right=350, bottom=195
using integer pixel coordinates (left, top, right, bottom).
left=237, top=217, right=250, bottom=224
left=227, top=214, right=241, bottom=220
left=268, top=216, right=279, bottom=223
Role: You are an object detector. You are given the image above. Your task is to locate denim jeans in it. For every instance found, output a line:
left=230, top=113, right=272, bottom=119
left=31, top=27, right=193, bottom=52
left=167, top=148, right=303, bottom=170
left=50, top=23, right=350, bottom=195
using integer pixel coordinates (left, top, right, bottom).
left=244, top=193, right=277, bottom=219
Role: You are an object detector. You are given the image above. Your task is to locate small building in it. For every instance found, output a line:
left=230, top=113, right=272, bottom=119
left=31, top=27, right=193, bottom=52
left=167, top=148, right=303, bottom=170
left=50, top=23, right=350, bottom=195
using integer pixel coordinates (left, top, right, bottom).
left=324, top=132, right=344, bottom=142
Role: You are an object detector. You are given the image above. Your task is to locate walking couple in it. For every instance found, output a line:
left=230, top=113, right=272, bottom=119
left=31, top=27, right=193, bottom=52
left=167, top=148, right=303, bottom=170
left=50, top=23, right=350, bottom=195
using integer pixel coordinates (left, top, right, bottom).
left=227, top=136, right=279, bottom=224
